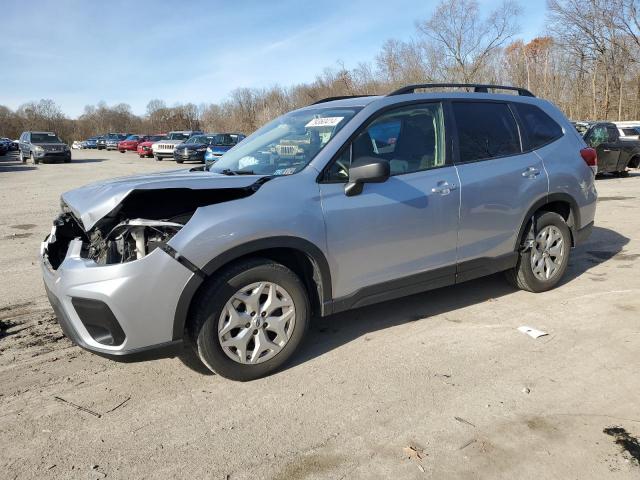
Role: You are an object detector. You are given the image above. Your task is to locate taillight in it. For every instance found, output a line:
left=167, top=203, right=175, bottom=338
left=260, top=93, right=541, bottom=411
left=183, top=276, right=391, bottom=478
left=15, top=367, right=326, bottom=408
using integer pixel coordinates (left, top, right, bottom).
left=580, top=147, right=597, bottom=175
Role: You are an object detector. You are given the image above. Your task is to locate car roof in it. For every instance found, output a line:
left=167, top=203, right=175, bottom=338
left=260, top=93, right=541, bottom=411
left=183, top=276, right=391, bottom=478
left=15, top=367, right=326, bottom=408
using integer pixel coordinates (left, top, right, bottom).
left=299, top=91, right=550, bottom=112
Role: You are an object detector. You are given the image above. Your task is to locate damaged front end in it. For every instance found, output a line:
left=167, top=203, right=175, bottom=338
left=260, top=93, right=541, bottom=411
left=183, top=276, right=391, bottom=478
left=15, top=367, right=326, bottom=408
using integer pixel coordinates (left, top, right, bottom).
left=46, top=211, right=186, bottom=269
left=45, top=184, right=261, bottom=270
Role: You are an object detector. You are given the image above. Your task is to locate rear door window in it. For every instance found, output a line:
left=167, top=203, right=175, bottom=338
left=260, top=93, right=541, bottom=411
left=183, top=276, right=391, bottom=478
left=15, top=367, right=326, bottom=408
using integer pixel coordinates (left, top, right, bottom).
left=606, top=126, right=619, bottom=142
left=452, top=102, right=521, bottom=162
left=513, top=103, right=563, bottom=149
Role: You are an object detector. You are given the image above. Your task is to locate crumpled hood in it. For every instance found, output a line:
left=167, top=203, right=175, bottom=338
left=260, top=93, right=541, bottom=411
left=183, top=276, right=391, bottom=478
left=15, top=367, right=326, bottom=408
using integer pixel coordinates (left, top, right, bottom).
left=62, top=169, right=265, bottom=231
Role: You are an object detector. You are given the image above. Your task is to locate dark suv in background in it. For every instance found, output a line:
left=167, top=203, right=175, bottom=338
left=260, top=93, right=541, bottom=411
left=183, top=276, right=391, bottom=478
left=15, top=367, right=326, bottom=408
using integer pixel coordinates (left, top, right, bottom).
left=574, top=121, right=640, bottom=175
left=18, top=131, right=71, bottom=164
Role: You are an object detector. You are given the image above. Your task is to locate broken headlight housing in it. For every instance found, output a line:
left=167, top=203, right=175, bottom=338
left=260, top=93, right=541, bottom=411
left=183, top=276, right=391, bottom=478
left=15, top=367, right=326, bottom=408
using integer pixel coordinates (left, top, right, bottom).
left=88, top=219, right=183, bottom=265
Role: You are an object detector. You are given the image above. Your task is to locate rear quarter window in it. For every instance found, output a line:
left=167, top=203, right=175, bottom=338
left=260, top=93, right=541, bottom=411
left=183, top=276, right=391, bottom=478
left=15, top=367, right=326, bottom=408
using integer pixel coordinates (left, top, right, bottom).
left=513, top=102, right=563, bottom=150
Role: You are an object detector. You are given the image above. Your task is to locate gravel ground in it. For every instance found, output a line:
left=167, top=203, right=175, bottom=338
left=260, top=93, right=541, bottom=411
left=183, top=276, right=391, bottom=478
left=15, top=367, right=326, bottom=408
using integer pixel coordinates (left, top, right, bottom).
left=1, top=149, right=639, bottom=479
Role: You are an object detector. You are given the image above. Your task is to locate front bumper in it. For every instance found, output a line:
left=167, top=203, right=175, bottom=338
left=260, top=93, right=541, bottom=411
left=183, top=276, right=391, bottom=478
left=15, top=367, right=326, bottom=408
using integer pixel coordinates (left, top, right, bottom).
left=173, top=150, right=205, bottom=162
left=36, top=151, right=71, bottom=162
left=41, top=235, right=194, bottom=357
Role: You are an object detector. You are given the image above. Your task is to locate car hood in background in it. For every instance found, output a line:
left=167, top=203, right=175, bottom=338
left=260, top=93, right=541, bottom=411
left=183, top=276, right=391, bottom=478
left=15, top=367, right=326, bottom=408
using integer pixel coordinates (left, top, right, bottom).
left=62, top=170, right=265, bottom=231
left=175, top=143, right=208, bottom=150
left=209, top=145, right=234, bottom=154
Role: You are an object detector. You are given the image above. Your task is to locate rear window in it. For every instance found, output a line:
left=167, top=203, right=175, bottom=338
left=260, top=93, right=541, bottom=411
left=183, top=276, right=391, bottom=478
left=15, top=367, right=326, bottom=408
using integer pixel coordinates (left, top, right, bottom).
left=513, top=103, right=563, bottom=149
left=452, top=102, right=521, bottom=162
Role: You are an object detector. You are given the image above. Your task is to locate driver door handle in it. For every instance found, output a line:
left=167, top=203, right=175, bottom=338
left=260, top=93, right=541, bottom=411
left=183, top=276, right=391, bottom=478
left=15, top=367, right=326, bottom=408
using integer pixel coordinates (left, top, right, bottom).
left=431, top=181, right=457, bottom=195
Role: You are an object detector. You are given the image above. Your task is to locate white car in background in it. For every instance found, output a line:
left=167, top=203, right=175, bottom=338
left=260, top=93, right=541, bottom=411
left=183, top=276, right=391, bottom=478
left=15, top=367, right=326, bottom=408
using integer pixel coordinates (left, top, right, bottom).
left=152, top=130, right=202, bottom=161
left=613, top=121, right=640, bottom=140
left=72, top=141, right=83, bottom=149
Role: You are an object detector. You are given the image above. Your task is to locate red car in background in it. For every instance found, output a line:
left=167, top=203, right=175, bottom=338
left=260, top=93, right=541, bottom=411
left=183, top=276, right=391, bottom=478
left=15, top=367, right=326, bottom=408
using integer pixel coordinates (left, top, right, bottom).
left=136, top=134, right=166, bottom=158
left=118, top=134, right=147, bottom=153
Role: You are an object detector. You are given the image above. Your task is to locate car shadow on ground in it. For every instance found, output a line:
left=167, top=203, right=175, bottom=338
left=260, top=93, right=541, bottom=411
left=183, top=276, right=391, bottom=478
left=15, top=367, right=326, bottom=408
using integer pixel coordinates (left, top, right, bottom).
left=0, top=155, right=37, bottom=172
left=172, top=226, right=628, bottom=377
left=69, top=158, right=104, bottom=163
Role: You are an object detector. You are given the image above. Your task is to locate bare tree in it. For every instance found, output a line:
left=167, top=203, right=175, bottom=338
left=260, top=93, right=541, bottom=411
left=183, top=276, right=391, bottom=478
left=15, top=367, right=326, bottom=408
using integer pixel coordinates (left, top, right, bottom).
left=417, top=0, right=521, bottom=82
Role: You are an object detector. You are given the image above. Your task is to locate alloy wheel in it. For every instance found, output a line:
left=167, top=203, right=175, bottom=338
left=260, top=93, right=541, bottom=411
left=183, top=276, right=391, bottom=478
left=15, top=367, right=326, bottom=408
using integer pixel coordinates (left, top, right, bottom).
left=530, top=225, right=565, bottom=281
left=218, top=282, right=296, bottom=364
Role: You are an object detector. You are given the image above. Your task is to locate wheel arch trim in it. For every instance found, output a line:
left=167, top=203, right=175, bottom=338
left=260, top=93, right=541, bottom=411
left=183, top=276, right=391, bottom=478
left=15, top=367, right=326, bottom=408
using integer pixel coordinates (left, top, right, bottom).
left=514, top=192, right=581, bottom=251
left=172, top=236, right=332, bottom=341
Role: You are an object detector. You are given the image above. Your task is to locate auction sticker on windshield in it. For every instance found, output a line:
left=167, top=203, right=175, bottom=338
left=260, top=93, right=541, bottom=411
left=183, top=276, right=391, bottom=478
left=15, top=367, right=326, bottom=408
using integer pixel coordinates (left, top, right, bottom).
left=305, top=117, right=344, bottom=128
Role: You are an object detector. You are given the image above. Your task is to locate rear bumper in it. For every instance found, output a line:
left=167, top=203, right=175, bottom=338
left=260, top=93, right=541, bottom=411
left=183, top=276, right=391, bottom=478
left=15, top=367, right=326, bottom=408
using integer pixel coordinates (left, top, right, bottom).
left=41, top=235, right=194, bottom=358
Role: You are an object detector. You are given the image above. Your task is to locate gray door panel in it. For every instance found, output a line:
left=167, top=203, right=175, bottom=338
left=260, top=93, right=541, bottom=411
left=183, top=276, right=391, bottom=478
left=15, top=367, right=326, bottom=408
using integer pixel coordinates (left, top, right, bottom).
left=455, top=152, right=548, bottom=262
left=319, top=167, right=460, bottom=299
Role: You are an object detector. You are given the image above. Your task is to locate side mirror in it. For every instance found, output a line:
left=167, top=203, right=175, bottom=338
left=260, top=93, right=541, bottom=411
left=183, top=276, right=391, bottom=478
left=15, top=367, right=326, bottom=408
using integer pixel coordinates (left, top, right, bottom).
left=345, top=156, right=390, bottom=196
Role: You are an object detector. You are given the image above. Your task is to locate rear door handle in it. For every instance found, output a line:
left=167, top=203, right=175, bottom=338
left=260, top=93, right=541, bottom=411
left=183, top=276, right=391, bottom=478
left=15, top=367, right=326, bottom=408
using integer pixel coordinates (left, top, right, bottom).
left=431, top=181, right=457, bottom=195
left=521, top=166, right=541, bottom=178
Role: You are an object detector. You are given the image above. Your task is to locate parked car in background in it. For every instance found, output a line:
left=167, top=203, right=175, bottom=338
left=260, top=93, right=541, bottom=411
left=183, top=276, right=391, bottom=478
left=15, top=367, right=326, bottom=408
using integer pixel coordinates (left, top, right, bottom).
left=0, top=138, right=13, bottom=154
left=84, top=136, right=100, bottom=149
left=72, top=141, right=83, bottom=149
left=204, top=133, right=246, bottom=167
left=173, top=133, right=221, bottom=163
left=575, top=121, right=640, bottom=175
left=613, top=121, right=640, bottom=140
left=18, top=131, right=71, bottom=164
left=96, top=135, right=108, bottom=150
left=40, top=83, right=597, bottom=380
left=106, top=133, right=128, bottom=151
left=136, top=134, right=166, bottom=158
left=1, top=137, right=19, bottom=151
left=152, top=130, right=201, bottom=161
left=118, top=134, right=149, bottom=153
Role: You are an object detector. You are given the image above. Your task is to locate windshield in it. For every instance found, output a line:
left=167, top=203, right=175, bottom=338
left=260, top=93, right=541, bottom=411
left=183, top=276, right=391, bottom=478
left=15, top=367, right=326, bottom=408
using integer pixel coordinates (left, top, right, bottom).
left=211, top=133, right=243, bottom=146
left=167, top=132, right=190, bottom=140
left=185, top=135, right=209, bottom=144
left=209, top=107, right=361, bottom=175
left=31, top=133, right=62, bottom=143
left=125, top=135, right=139, bottom=141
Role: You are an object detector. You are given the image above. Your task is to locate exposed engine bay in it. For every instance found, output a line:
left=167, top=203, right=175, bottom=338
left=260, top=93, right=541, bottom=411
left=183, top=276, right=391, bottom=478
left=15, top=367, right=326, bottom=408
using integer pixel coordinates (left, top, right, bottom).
left=44, top=186, right=260, bottom=270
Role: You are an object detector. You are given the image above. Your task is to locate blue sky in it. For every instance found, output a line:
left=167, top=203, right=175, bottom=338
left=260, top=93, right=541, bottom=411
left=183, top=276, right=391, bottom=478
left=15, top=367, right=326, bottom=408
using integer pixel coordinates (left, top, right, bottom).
left=0, top=0, right=548, bottom=118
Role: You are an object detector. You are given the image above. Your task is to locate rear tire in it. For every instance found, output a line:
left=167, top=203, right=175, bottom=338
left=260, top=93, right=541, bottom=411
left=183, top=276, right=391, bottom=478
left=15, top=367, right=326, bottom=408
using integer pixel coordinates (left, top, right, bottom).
left=188, top=258, right=310, bottom=381
left=505, top=212, right=571, bottom=293
left=176, top=159, right=183, bottom=164
left=19, top=151, right=25, bottom=163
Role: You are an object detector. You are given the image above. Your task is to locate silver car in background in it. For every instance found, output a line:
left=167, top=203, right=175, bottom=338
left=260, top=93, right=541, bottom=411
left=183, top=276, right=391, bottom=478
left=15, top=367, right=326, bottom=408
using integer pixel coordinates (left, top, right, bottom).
left=40, top=84, right=597, bottom=380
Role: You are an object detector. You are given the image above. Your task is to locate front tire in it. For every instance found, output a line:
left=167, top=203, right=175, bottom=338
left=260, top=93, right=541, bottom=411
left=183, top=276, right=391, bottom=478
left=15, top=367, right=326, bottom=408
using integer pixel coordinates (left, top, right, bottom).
left=155, top=155, right=162, bottom=161
left=30, top=152, right=39, bottom=165
left=506, top=212, right=571, bottom=293
left=188, top=258, right=310, bottom=381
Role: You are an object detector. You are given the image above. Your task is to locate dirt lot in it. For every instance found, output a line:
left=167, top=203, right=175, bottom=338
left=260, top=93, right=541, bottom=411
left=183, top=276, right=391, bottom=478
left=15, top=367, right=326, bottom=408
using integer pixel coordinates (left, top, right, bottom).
left=1, top=149, right=639, bottom=479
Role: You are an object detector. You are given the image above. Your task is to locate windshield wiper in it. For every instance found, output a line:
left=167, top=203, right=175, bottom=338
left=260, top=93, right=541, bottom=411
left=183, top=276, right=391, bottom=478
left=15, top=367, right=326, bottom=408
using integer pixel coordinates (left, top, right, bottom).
left=219, top=169, right=255, bottom=176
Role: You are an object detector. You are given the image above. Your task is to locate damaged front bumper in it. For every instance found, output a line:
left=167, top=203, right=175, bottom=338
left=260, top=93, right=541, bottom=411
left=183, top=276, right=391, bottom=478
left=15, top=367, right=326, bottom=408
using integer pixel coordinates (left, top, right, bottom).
left=41, top=232, right=194, bottom=357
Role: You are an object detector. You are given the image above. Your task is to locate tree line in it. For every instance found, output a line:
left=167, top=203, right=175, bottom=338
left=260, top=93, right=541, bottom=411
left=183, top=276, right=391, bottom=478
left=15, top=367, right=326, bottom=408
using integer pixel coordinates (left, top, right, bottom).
left=1, top=0, right=639, bottom=143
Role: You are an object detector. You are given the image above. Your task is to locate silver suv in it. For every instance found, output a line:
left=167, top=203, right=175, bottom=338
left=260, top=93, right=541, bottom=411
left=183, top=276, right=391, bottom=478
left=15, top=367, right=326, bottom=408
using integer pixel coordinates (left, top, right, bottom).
left=40, top=84, right=597, bottom=380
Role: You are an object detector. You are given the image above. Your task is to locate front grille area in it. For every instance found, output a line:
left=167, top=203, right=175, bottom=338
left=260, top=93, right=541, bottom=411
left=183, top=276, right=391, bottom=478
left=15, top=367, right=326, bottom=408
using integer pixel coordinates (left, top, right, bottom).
left=158, top=144, right=175, bottom=150
left=43, top=145, right=63, bottom=152
left=276, top=145, right=298, bottom=156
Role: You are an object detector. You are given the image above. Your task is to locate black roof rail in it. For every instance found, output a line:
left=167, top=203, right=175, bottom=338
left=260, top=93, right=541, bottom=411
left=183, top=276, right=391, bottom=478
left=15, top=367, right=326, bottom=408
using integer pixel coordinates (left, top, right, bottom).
left=387, top=83, right=535, bottom=97
left=310, top=95, right=374, bottom=105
